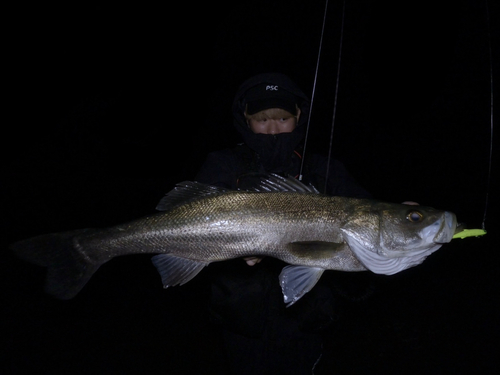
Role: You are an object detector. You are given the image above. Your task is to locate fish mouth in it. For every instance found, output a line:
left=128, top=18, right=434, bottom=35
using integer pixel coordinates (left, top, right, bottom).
left=452, top=222, right=467, bottom=237
left=431, top=211, right=457, bottom=244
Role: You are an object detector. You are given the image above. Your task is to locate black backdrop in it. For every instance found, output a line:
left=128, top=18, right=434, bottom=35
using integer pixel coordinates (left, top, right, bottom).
left=3, top=1, right=499, bottom=374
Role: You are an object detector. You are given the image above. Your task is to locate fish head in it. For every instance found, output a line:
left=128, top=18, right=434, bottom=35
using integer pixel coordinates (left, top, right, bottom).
left=341, top=202, right=457, bottom=275
left=378, top=205, right=457, bottom=255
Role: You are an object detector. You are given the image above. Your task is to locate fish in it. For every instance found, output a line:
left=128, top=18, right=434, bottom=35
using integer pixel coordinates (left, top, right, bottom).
left=10, top=174, right=458, bottom=306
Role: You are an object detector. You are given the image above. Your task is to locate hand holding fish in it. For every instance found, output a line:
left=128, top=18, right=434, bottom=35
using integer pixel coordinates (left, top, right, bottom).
left=244, top=257, right=263, bottom=266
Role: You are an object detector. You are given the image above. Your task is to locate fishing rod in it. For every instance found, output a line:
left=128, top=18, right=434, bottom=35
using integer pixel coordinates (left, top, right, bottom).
left=324, top=0, right=346, bottom=194
left=298, top=0, right=346, bottom=195
left=482, top=0, right=494, bottom=232
left=298, top=0, right=330, bottom=183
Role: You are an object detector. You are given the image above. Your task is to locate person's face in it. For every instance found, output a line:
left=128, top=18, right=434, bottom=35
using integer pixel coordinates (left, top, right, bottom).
left=247, top=108, right=301, bottom=135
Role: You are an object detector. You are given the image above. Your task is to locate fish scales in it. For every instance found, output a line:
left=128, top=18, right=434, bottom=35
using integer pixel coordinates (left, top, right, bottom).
left=80, top=191, right=350, bottom=265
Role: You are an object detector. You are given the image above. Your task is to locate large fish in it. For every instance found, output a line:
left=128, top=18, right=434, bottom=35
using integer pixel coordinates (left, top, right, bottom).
left=11, top=175, right=458, bottom=306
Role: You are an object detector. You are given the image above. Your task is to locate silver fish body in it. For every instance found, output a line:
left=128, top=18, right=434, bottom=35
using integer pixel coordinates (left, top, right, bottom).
left=11, top=175, right=457, bottom=305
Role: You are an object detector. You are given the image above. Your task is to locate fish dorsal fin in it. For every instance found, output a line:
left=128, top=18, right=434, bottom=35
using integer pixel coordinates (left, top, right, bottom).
left=151, top=254, right=209, bottom=287
left=279, top=266, right=325, bottom=307
left=248, top=173, right=320, bottom=194
left=156, top=181, right=228, bottom=211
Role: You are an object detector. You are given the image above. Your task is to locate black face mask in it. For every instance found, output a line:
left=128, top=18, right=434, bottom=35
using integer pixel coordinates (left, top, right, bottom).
left=244, top=129, right=305, bottom=173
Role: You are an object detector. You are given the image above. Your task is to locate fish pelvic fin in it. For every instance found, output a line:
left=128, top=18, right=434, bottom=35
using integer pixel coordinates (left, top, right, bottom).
left=151, top=254, right=209, bottom=287
left=279, top=266, right=325, bottom=307
left=10, top=229, right=103, bottom=299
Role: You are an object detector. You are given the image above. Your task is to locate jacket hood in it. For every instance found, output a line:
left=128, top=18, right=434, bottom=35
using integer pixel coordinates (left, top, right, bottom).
left=232, top=73, right=311, bottom=172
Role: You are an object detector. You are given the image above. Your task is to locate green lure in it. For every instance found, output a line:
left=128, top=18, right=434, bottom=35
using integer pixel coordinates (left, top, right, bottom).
left=452, top=229, right=487, bottom=239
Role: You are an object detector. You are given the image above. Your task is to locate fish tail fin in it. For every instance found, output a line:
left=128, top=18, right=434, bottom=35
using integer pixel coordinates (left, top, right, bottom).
left=10, top=229, right=103, bottom=299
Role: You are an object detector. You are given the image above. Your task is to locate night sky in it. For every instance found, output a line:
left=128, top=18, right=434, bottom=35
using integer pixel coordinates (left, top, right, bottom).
left=3, top=1, right=499, bottom=374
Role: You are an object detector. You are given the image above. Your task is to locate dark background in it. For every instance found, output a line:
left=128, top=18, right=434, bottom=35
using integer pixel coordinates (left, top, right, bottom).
left=2, top=0, right=499, bottom=374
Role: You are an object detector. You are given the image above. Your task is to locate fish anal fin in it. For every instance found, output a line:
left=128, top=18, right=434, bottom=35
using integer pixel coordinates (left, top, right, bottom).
left=279, top=266, right=325, bottom=307
left=151, top=254, right=208, bottom=287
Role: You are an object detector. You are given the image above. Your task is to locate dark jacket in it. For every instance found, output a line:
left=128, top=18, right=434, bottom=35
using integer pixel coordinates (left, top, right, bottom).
left=196, top=72, right=370, bottom=198
left=195, top=73, right=370, bottom=374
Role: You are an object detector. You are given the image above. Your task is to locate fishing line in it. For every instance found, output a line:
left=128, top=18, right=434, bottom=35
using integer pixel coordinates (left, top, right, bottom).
left=454, top=0, right=493, bottom=239
left=324, top=0, right=346, bottom=194
left=299, top=0, right=329, bottom=182
left=482, top=0, right=494, bottom=231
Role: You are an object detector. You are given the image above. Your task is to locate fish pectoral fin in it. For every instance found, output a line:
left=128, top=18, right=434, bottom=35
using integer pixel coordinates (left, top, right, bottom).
left=287, top=241, right=347, bottom=259
left=279, top=266, right=325, bottom=307
left=151, top=254, right=209, bottom=287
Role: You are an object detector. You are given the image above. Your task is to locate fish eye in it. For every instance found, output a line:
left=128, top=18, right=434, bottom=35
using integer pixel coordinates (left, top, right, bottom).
left=407, top=211, right=423, bottom=223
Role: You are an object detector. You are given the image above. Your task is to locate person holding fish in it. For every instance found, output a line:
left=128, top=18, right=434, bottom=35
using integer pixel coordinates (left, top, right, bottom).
left=11, top=72, right=458, bottom=374
left=195, top=73, right=373, bottom=374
